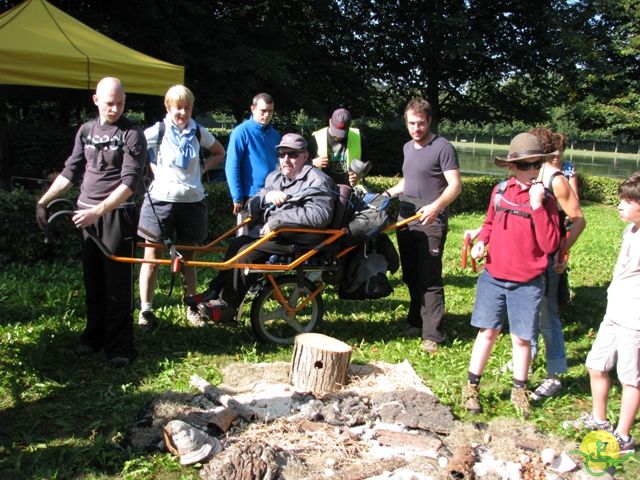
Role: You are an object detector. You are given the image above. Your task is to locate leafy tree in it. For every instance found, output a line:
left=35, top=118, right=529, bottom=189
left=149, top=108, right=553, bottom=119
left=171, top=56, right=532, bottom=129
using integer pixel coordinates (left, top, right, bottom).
left=2, top=0, right=640, bottom=142
left=563, top=0, right=640, bottom=139
left=343, top=0, right=571, bottom=126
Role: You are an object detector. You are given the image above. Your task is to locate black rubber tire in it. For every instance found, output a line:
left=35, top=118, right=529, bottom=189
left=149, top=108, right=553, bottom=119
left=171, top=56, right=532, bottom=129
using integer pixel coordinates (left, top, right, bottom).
left=249, top=275, right=323, bottom=344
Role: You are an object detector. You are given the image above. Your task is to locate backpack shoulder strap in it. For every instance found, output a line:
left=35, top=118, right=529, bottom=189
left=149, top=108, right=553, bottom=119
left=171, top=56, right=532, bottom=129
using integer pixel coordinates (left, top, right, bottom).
left=157, top=121, right=165, bottom=146
left=193, top=123, right=207, bottom=163
left=494, top=178, right=532, bottom=219
left=156, top=121, right=204, bottom=163
left=493, top=179, right=509, bottom=212
left=80, top=119, right=96, bottom=145
left=547, top=170, right=563, bottom=191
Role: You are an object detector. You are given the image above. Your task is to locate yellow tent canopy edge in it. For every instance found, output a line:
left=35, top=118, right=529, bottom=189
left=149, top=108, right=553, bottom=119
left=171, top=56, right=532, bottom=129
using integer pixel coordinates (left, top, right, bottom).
left=0, top=0, right=184, bottom=96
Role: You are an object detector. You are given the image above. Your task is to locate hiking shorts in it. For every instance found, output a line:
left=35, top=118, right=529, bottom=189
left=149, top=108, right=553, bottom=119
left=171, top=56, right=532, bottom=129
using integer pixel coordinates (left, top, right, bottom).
left=586, top=315, right=640, bottom=387
left=470, top=270, right=544, bottom=341
left=138, top=198, right=207, bottom=244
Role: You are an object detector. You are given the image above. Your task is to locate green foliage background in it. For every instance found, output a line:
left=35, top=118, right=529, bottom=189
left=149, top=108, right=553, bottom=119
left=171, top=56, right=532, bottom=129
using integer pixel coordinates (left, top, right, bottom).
left=0, top=174, right=622, bottom=265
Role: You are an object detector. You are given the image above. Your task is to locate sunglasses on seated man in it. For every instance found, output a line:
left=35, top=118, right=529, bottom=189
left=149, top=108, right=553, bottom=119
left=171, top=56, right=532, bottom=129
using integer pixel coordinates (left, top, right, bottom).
left=277, top=149, right=305, bottom=159
left=513, top=160, right=543, bottom=171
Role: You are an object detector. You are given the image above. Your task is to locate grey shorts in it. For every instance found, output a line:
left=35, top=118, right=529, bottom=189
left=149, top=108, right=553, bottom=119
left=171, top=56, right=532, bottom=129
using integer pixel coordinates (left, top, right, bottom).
left=138, top=198, right=207, bottom=244
left=585, top=316, right=640, bottom=387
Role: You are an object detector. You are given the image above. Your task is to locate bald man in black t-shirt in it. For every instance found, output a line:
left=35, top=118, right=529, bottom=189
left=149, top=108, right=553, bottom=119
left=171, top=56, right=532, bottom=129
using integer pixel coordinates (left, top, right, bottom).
left=36, top=77, right=146, bottom=367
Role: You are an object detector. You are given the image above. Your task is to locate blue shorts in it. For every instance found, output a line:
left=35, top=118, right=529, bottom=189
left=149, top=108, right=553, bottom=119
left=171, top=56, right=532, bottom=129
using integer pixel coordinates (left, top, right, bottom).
left=138, top=198, right=207, bottom=244
left=470, top=270, right=544, bottom=341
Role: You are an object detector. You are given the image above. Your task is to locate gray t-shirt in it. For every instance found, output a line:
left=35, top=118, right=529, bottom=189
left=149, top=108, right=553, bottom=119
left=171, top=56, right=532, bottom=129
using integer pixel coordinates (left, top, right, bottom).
left=606, top=224, right=640, bottom=329
left=400, top=135, right=459, bottom=218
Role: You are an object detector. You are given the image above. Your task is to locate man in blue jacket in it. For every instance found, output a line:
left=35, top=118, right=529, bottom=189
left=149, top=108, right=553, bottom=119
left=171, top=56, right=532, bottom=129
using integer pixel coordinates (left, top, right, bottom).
left=225, top=93, right=281, bottom=216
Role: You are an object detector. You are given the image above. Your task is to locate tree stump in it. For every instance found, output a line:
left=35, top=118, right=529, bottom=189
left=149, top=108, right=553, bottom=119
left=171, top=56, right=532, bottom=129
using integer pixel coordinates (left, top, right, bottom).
left=290, top=333, right=352, bottom=393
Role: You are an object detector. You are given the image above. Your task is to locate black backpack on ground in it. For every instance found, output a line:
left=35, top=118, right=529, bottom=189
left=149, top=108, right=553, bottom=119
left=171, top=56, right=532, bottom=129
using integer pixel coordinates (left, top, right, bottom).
left=337, top=233, right=399, bottom=300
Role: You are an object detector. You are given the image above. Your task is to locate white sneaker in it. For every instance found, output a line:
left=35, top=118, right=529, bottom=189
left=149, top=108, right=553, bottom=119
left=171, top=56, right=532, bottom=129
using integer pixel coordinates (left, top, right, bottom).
left=569, top=412, right=612, bottom=432
left=612, top=430, right=635, bottom=453
left=531, top=377, right=562, bottom=401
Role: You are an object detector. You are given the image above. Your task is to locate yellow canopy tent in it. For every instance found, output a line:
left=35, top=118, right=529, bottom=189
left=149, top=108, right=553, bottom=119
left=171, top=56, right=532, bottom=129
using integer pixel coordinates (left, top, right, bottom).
left=0, top=0, right=184, bottom=96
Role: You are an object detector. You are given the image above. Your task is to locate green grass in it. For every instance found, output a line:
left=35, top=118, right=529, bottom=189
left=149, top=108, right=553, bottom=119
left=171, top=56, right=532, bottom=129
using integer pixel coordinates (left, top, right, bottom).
left=1, top=202, right=639, bottom=478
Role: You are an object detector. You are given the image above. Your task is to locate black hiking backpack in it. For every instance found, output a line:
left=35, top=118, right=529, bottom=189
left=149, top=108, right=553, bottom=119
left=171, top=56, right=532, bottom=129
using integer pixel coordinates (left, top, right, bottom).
left=492, top=178, right=554, bottom=219
left=337, top=233, right=400, bottom=300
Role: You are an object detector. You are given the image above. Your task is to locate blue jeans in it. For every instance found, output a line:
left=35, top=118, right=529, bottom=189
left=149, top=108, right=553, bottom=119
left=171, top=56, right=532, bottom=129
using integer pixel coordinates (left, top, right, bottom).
left=531, top=259, right=568, bottom=375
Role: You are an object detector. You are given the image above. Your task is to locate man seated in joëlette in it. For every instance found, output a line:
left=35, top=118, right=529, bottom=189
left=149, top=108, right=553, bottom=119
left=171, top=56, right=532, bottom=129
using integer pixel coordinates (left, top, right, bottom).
left=190, top=133, right=336, bottom=323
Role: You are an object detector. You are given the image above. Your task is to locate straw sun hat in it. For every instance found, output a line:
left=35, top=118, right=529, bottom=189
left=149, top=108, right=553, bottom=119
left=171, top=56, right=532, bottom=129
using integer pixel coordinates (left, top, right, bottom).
left=494, top=133, right=558, bottom=167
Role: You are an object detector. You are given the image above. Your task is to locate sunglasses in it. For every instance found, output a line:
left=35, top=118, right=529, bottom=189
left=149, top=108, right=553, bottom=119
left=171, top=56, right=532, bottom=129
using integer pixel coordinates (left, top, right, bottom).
left=513, top=160, right=543, bottom=171
left=278, top=150, right=303, bottom=159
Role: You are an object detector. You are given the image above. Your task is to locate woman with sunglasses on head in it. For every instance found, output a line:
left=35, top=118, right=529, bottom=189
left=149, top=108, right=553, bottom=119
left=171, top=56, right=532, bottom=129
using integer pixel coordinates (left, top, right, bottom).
left=526, top=128, right=586, bottom=401
left=462, top=133, right=561, bottom=419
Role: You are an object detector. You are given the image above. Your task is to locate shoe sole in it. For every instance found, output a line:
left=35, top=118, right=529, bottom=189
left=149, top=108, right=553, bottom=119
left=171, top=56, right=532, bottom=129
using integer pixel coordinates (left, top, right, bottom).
left=138, top=323, right=156, bottom=333
left=514, top=406, right=530, bottom=419
left=421, top=341, right=439, bottom=353
left=530, top=392, right=559, bottom=401
left=196, top=304, right=213, bottom=321
left=186, top=317, right=206, bottom=328
left=138, top=313, right=157, bottom=333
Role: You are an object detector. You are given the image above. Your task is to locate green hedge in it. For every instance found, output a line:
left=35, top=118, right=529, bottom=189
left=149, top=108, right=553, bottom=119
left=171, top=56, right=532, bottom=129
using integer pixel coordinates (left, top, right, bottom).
left=577, top=174, right=624, bottom=206
left=1, top=174, right=623, bottom=264
left=0, top=187, right=81, bottom=264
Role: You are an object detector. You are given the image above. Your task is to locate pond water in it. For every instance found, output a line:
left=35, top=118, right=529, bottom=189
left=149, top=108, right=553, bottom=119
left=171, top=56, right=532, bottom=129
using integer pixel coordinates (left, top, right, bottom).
left=456, top=144, right=640, bottom=179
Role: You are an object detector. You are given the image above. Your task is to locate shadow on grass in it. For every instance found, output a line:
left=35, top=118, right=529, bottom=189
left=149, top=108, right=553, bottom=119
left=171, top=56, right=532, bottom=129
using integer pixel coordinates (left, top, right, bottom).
left=0, top=267, right=612, bottom=478
left=0, top=301, right=288, bottom=479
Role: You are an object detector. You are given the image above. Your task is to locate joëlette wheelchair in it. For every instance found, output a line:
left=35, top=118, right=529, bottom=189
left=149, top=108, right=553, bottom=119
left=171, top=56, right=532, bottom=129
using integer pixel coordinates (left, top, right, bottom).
left=45, top=191, right=422, bottom=345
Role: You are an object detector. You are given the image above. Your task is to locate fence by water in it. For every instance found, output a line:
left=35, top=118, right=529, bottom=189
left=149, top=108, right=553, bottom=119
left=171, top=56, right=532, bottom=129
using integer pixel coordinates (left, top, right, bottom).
left=455, top=143, right=640, bottom=178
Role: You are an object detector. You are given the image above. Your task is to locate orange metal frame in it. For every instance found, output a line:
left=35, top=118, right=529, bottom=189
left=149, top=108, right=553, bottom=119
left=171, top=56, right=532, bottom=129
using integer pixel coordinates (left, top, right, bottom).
left=50, top=206, right=424, bottom=315
left=119, top=213, right=424, bottom=270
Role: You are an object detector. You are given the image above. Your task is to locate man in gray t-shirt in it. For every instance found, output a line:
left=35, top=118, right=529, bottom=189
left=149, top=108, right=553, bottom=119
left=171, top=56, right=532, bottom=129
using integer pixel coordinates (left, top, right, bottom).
left=382, top=98, right=462, bottom=353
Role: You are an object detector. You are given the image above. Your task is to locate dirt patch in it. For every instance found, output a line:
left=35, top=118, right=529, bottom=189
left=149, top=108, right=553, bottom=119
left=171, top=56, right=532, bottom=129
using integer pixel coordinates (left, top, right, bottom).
left=130, top=360, right=587, bottom=480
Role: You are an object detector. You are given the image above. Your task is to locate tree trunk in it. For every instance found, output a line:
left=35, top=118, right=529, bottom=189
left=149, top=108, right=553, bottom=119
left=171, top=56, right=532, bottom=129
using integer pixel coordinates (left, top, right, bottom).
left=290, top=333, right=352, bottom=394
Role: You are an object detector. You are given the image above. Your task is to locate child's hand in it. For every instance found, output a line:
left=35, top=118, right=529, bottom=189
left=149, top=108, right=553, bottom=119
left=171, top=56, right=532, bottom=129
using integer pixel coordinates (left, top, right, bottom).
left=471, top=241, right=485, bottom=259
left=529, top=182, right=545, bottom=209
left=554, top=258, right=568, bottom=274
left=464, top=228, right=481, bottom=241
